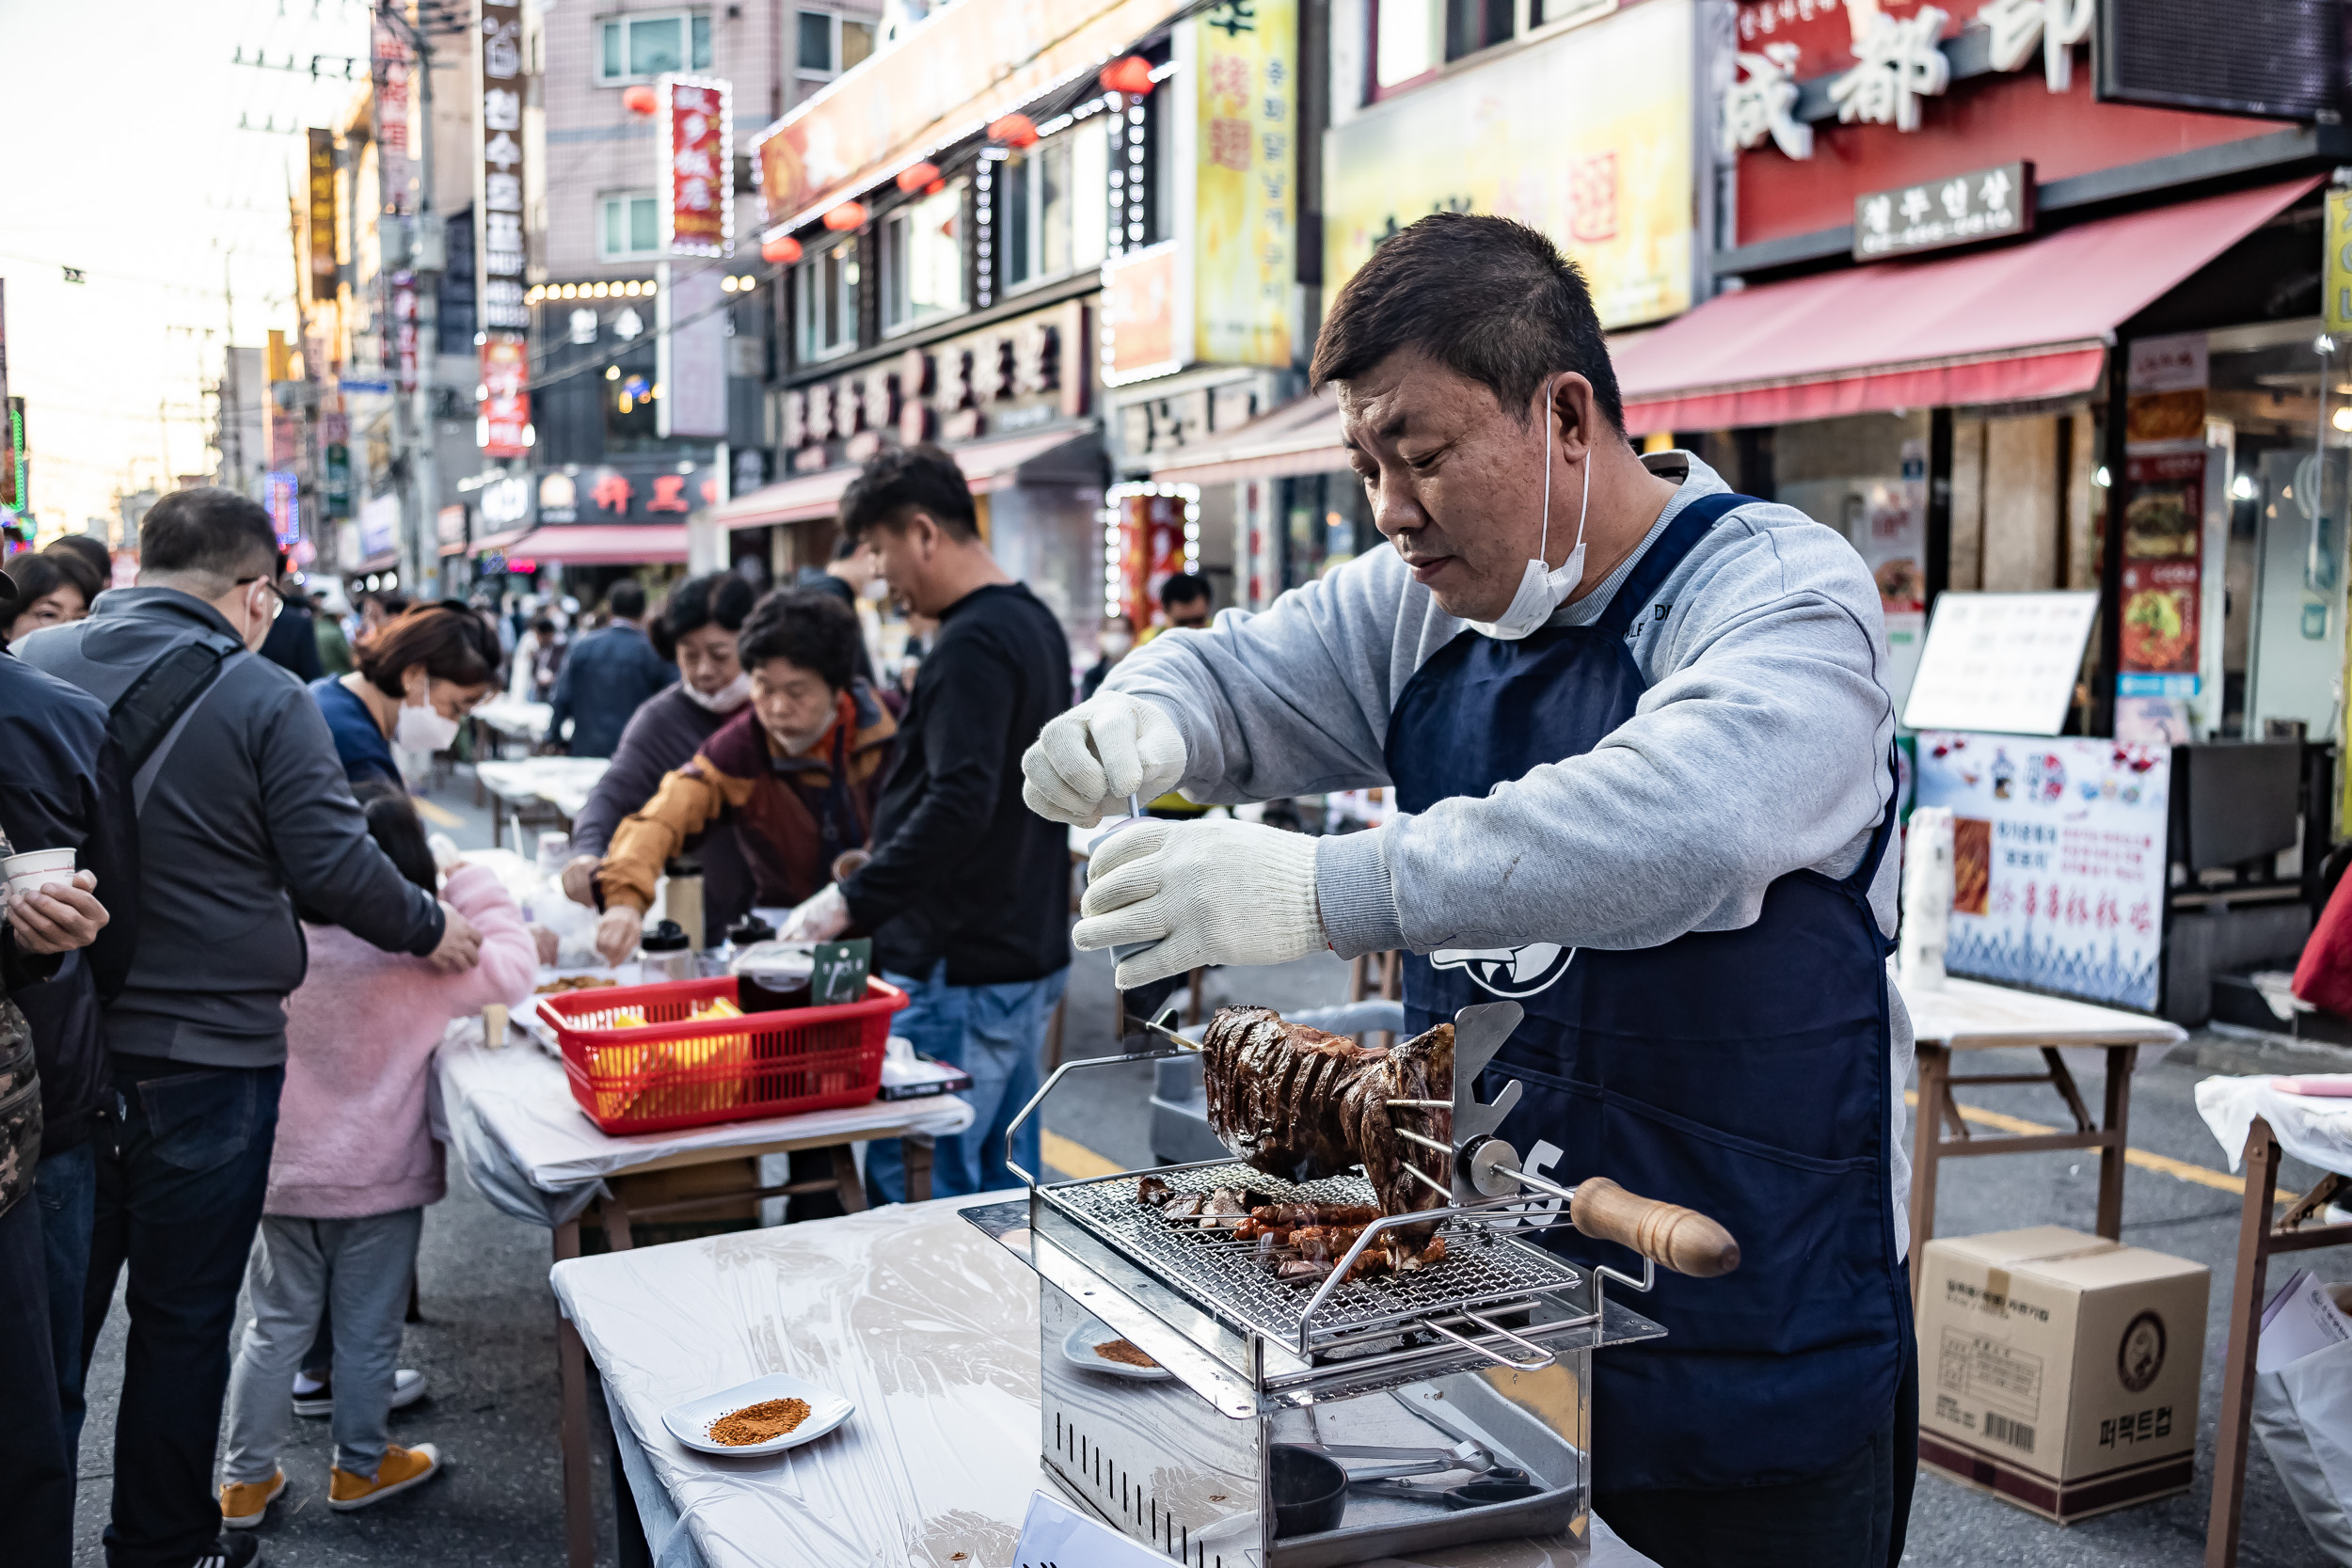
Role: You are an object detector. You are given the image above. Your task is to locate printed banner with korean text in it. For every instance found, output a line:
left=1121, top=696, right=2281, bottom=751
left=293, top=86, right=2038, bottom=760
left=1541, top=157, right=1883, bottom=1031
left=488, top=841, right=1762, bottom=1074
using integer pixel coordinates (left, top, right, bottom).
left=1914, top=732, right=2171, bottom=1011
left=478, top=0, right=528, bottom=333
left=1191, top=0, right=1294, bottom=368
left=482, top=337, right=530, bottom=458
left=1323, top=0, right=1692, bottom=328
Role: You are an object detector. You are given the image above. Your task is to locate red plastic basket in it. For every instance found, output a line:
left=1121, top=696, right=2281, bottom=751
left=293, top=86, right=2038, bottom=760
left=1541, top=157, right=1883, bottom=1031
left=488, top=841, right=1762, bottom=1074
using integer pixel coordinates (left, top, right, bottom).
left=534, top=975, right=910, bottom=1135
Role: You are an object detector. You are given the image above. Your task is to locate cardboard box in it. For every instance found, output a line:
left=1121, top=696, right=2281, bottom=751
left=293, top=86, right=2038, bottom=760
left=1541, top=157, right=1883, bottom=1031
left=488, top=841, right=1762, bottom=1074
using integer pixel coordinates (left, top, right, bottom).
left=1915, top=1226, right=2209, bottom=1523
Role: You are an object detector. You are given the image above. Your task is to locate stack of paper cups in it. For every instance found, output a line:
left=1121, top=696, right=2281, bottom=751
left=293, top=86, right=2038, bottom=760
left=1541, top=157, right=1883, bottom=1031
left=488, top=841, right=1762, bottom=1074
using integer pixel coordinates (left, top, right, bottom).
left=1899, top=807, right=1955, bottom=991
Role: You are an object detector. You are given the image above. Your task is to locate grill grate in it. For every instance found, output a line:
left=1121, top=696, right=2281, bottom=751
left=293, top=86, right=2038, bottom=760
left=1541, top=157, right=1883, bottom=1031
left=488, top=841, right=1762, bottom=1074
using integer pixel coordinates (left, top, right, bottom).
left=1045, top=1161, right=1586, bottom=1353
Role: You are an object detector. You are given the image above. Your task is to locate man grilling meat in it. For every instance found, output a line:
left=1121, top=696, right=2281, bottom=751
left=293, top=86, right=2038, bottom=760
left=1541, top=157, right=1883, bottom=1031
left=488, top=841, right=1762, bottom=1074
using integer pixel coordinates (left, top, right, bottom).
left=1021, top=213, right=1912, bottom=1568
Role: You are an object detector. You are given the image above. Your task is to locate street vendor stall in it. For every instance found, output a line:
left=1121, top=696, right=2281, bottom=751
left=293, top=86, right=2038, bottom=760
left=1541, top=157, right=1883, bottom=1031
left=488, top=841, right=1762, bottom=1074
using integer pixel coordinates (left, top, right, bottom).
left=439, top=1002, right=971, bottom=1568
left=477, top=756, right=611, bottom=848
left=553, top=1192, right=1666, bottom=1568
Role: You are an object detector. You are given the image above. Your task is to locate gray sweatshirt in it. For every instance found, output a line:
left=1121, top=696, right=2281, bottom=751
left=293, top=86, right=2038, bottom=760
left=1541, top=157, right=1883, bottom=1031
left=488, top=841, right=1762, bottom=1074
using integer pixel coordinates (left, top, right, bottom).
left=1104, top=451, right=1915, bottom=1251
left=16, top=588, right=446, bottom=1068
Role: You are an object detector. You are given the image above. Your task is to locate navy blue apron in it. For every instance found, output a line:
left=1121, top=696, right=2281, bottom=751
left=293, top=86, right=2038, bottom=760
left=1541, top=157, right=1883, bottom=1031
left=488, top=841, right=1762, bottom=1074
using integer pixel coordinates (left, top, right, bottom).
left=1385, top=492, right=1908, bottom=1495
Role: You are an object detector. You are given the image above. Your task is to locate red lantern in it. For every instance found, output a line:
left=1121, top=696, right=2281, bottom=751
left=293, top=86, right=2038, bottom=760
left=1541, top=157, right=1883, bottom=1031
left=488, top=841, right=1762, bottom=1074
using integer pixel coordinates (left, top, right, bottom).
left=821, top=201, right=867, bottom=231
left=621, top=84, right=660, bottom=116
left=987, top=113, right=1040, bottom=149
left=761, top=234, right=803, bottom=264
left=924, top=179, right=946, bottom=197
left=1099, top=55, right=1153, bottom=96
left=896, top=161, right=942, bottom=194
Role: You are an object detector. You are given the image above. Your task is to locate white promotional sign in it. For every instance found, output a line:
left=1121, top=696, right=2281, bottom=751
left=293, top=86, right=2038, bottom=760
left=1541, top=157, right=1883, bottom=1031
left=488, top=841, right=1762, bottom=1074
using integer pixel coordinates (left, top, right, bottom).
left=1913, top=732, right=2171, bottom=1011
left=1013, top=1490, right=1188, bottom=1568
left=1901, top=591, right=2100, bottom=736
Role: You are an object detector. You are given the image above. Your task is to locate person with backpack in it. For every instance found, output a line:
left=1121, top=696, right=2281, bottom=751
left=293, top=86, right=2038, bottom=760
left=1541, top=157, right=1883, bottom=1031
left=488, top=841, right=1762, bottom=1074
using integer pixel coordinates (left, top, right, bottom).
left=13, top=487, right=483, bottom=1568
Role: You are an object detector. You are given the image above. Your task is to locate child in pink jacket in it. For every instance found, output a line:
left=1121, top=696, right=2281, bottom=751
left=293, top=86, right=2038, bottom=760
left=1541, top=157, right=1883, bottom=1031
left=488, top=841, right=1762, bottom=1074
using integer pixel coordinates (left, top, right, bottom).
left=217, top=786, right=535, bottom=1527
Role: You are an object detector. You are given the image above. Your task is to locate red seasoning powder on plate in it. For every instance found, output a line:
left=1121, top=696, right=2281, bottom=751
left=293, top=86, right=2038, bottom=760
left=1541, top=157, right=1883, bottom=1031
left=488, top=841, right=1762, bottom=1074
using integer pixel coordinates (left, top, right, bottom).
left=707, top=1397, right=812, bottom=1446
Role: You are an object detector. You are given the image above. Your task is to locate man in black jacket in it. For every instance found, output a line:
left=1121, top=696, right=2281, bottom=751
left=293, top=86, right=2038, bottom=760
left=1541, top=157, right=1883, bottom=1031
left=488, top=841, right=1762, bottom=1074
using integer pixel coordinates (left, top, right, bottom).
left=15, top=488, right=480, bottom=1568
left=778, top=446, right=1071, bottom=1199
left=0, top=634, right=138, bottom=1492
left=548, top=578, right=675, bottom=756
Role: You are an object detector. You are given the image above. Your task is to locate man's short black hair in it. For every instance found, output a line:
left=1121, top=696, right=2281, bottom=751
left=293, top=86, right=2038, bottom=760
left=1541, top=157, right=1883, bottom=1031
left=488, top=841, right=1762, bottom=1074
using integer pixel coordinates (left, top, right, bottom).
left=1158, top=572, right=1212, bottom=611
left=607, top=578, right=647, bottom=620
left=838, top=444, right=979, bottom=543
left=1310, top=212, right=1625, bottom=436
left=737, top=586, right=861, bottom=692
left=139, top=487, right=278, bottom=584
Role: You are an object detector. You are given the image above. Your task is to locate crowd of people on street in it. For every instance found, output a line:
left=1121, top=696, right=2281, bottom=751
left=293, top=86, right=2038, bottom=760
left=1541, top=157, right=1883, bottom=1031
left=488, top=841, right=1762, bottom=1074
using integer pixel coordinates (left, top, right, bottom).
left=0, top=437, right=1151, bottom=1567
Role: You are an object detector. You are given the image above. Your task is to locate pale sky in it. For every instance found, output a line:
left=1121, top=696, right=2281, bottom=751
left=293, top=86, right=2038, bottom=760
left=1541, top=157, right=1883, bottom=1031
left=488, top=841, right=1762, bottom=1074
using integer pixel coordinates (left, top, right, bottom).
left=0, top=0, right=373, bottom=535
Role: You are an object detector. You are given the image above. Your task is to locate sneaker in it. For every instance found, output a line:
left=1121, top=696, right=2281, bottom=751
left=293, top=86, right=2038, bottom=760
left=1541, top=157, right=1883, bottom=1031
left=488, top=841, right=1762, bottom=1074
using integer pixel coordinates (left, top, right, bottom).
left=190, top=1534, right=262, bottom=1567
left=294, top=1368, right=427, bottom=1418
left=218, top=1469, right=286, bottom=1529
left=328, top=1442, right=443, bottom=1511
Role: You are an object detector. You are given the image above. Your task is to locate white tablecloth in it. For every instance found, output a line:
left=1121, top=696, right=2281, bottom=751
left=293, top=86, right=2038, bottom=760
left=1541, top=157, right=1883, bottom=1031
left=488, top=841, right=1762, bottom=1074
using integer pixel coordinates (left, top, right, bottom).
left=437, top=1019, right=971, bottom=1227
left=473, top=697, right=553, bottom=741
left=2198, top=1073, right=2352, bottom=1177
left=477, top=756, right=612, bottom=820
left=1894, top=972, right=2185, bottom=1080
left=553, top=1193, right=1655, bottom=1568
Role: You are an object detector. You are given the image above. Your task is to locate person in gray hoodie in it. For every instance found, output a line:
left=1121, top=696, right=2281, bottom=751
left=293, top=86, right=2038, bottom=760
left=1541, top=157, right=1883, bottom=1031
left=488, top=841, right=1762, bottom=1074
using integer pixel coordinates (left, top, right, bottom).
left=14, top=486, right=481, bottom=1568
left=1025, top=214, right=1913, bottom=1568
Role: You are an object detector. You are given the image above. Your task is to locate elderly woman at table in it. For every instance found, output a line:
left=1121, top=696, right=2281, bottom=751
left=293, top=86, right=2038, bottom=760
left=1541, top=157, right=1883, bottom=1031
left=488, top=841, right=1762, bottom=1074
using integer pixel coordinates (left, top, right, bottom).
left=558, top=572, right=759, bottom=925
left=587, top=588, right=897, bottom=965
left=310, top=602, right=503, bottom=788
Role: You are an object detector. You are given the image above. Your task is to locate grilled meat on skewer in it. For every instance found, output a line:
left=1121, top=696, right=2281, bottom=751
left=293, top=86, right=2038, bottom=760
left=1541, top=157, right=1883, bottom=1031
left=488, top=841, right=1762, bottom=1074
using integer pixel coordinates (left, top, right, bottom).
left=1135, top=1175, right=1171, bottom=1207
left=1200, top=1006, right=1454, bottom=1265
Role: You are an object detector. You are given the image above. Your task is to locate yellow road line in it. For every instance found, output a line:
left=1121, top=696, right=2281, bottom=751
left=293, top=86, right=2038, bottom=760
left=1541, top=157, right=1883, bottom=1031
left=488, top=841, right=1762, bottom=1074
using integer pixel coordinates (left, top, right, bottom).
left=411, top=796, right=463, bottom=828
left=1042, top=1129, right=1122, bottom=1180
left=1905, top=1091, right=2298, bottom=1205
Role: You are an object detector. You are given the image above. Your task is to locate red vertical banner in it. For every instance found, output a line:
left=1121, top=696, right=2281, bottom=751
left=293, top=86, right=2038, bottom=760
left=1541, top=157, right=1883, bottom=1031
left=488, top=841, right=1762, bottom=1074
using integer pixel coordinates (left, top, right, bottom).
left=481, top=338, right=531, bottom=457
left=660, top=75, right=732, bottom=257
left=2117, top=447, right=2205, bottom=689
left=1113, top=492, right=1185, bottom=629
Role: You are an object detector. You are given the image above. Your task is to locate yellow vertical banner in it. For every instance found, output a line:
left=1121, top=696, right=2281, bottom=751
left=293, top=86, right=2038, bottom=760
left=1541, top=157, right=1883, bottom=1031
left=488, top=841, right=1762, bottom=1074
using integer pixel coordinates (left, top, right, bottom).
left=1193, top=0, right=1295, bottom=368
left=2328, top=187, right=2352, bottom=337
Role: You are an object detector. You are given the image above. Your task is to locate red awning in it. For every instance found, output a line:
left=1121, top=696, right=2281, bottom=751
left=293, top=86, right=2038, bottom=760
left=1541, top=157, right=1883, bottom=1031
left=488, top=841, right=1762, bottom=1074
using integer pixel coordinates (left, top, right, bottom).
left=712, top=425, right=1100, bottom=531
left=500, top=524, right=689, bottom=564
left=1614, top=177, right=2320, bottom=435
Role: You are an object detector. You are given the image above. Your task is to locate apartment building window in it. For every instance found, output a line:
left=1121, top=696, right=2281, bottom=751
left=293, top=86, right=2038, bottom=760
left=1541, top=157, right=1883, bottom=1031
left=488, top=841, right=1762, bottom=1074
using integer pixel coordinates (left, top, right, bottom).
left=599, top=193, right=660, bottom=260
left=795, top=10, right=875, bottom=76
left=598, top=11, right=712, bottom=82
left=883, top=181, right=966, bottom=332
left=1370, top=0, right=1608, bottom=98
left=1001, top=126, right=1108, bottom=292
left=795, top=238, right=859, bottom=363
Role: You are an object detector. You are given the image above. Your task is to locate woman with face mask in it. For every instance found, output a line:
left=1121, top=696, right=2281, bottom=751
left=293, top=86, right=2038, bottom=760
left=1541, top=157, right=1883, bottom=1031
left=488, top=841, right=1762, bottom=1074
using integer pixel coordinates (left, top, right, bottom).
left=311, top=602, right=504, bottom=790
left=557, top=572, right=760, bottom=927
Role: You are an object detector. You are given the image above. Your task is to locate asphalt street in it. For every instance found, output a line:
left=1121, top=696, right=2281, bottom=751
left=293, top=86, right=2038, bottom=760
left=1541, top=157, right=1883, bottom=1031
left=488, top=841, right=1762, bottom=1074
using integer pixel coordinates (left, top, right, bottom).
left=60, top=764, right=2352, bottom=1566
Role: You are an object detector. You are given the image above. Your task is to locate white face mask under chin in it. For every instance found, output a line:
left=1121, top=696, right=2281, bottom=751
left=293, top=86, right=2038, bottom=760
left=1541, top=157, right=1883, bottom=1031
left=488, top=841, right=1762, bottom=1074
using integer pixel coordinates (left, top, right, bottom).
left=1469, top=383, right=1591, bottom=641
left=681, top=671, right=753, bottom=713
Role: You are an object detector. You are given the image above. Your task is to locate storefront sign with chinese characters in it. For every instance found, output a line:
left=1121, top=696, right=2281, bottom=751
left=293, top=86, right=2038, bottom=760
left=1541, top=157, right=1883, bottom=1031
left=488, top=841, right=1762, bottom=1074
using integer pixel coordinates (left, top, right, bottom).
left=661, top=76, right=732, bottom=257
left=264, top=471, right=301, bottom=547
left=1853, top=161, right=2031, bottom=261
left=307, top=130, right=339, bottom=301
left=481, top=337, right=530, bottom=457
left=1915, top=731, right=2171, bottom=1011
left=389, top=272, right=420, bottom=392
left=1325, top=0, right=1691, bottom=326
left=781, top=298, right=1086, bottom=468
left=478, top=0, right=529, bottom=333
left=373, top=17, right=415, bottom=212
left=534, top=462, right=720, bottom=525
left=1726, top=0, right=2097, bottom=160
left=1191, top=0, right=1294, bottom=368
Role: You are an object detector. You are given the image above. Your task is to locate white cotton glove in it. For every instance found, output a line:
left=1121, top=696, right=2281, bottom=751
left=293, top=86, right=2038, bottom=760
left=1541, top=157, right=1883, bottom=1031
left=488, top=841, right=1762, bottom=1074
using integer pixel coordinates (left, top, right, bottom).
left=1021, top=691, right=1188, bottom=828
left=780, top=882, right=850, bottom=942
left=1073, top=818, right=1325, bottom=990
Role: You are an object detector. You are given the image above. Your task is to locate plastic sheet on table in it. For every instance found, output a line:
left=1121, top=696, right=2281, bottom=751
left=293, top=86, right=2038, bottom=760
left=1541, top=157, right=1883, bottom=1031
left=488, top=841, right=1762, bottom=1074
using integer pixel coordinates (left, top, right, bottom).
left=2197, top=1074, right=2352, bottom=1176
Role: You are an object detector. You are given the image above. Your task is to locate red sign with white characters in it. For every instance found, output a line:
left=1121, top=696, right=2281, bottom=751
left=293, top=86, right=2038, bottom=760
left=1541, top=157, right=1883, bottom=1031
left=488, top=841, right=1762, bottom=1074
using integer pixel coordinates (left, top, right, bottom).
left=481, top=336, right=530, bottom=457
left=663, top=76, right=732, bottom=257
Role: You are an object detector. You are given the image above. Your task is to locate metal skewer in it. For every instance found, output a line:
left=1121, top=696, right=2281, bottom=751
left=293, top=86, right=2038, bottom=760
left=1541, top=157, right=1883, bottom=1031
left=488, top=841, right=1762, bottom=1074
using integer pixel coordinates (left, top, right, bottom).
left=1384, top=1099, right=1452, bottom=1110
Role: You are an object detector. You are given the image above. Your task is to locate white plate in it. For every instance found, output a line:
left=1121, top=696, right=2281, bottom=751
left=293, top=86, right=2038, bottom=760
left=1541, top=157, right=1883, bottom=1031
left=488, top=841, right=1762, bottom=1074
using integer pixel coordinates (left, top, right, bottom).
left=1062, top=1320, right=1174, bottom=1381
left=660, top=1372, right=855, bottom=1457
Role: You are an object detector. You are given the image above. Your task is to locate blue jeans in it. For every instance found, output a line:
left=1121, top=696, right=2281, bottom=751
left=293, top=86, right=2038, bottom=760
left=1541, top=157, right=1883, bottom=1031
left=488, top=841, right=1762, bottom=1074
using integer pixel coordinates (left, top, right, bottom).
left=865, top=963, right=1069, bottom=1201
left=83, top=1062, right=283, bottom=1568
left=34, top=1140, right=96, bottom=1473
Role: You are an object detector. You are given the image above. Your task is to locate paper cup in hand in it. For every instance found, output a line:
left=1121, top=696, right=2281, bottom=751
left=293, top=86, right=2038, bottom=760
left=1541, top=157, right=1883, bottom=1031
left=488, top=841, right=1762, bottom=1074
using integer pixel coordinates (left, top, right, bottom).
left=4, top=849, right=76, bottom=903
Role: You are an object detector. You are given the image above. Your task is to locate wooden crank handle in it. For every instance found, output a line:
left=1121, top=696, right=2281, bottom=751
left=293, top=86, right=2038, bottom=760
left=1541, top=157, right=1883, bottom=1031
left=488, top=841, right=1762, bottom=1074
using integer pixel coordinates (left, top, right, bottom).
left=1570, top=1177, right=1741, bottom=1278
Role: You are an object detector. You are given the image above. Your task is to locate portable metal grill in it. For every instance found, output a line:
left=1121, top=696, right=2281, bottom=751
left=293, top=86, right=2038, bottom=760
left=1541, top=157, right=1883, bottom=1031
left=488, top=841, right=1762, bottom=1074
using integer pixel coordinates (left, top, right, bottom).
left=996, top=1000, right=1740, bottom=1566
